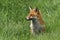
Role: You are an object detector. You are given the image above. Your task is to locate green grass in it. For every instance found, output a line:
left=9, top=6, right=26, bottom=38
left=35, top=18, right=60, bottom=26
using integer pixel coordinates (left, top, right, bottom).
left=0, top=0, right=60, bottom=40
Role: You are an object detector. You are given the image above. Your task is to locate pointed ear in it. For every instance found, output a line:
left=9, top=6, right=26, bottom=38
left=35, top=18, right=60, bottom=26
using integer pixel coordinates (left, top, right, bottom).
left=35, top=7, right=39, bottom=12
left=29, top=6, right=32, bottom=11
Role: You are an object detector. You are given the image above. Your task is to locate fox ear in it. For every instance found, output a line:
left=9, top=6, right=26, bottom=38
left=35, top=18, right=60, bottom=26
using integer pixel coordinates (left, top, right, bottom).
left=29, top=6, right=32, bottom=11
left=35, top=7, right=39, bottom=12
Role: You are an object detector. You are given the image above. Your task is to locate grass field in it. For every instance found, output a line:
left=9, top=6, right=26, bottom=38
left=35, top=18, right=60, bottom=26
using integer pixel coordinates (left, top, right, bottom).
left=0, top=0, right=60, bottom=40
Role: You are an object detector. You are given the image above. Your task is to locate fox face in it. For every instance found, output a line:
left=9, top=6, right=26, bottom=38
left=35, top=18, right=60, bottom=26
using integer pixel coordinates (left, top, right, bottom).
left=26, top=7, right=39, bottom=21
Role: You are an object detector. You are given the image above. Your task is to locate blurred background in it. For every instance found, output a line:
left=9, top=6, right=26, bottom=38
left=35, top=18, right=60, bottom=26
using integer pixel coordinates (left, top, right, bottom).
left=0, top=0, right=60, bottom=40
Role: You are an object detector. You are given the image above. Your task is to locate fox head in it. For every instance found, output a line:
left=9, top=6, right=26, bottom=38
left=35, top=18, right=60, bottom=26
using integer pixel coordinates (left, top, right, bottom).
left=26, top=7, right=40, bottom=21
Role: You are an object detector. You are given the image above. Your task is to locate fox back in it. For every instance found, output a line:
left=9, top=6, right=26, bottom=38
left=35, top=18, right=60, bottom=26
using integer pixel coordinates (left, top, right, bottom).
left=26, top=7, right=45, bottom=34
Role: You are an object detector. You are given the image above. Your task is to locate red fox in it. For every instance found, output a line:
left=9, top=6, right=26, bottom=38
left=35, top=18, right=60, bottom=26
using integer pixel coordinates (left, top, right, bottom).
left=26, top=7, right=45, bottom=34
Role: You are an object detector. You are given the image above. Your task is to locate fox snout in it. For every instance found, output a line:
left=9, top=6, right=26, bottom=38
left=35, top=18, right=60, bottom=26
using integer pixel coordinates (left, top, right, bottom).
left=26, top=16, right=33, bottom=21
left=25, top=17, right=30, bottom=21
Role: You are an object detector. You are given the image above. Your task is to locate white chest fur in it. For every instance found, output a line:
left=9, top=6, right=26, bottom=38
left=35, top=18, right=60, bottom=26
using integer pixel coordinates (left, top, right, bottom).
left=30, top=20, right=34, bottom=33
left=30, top=21, right=33, bottom=29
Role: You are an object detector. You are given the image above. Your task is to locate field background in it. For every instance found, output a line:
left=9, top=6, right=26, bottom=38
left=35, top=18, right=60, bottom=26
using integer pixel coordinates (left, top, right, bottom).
left=0, top=0, right=60, bottom=40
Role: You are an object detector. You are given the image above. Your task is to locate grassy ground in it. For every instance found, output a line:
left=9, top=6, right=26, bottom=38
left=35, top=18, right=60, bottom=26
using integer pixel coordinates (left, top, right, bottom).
left=0, top=0, right=60, bottom=40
